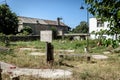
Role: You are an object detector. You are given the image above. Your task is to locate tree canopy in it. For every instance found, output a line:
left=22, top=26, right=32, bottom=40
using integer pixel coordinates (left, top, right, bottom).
left=72, top=21, right=88, bottom=33
left=85, top=0, right=120, bottom=37
left=0, top=4, right=18, bottom=35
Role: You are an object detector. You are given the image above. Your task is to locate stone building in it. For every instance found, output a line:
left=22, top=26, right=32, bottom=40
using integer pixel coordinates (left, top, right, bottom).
left=18, top=16, right=70, bottom=35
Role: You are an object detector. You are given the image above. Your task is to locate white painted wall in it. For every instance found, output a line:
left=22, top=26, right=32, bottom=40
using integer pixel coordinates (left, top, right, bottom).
left=89, top=18, right=115, bottom=39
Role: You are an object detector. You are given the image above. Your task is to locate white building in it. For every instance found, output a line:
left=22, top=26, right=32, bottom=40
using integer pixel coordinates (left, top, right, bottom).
left=89, top=17, right=116, bottom=39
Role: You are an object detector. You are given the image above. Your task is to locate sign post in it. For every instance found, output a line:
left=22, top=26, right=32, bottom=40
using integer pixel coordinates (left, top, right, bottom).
left=40, top=30, right=54, bottom=65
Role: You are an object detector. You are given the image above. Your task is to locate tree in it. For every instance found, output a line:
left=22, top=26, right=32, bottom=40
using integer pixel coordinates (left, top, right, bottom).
left=0, top=4, right=18, bottom=35
left=73, top=21, right=88, bottom=33
left=50, top=27, right=58, bottom=39
left=85, top=0, right=120, bottom=39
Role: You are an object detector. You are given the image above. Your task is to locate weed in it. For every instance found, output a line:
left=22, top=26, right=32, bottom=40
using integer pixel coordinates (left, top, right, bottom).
left=0, top=40, right=120, bottom=80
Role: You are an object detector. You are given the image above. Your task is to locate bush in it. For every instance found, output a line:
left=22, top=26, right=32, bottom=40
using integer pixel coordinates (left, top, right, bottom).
left=50, top=27, right=58, bottom=39
left=18, top=26, right=32, bottom=35
left=102, top=39, right=119, bottom=48
left=0, top=34, right=10, bottom=46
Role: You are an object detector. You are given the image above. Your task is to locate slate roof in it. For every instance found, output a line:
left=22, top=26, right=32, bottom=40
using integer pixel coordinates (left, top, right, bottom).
left=18, top=16, right=47, bottom=25
left=18, top=16, right=68, bottom=26
left=44, top=20, right=67, bottom=26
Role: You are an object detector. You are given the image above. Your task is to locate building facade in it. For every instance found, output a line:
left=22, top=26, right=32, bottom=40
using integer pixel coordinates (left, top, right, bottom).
left=89, top=17, right=116, bottom=39
left=18, top=16, right=70, bottom=35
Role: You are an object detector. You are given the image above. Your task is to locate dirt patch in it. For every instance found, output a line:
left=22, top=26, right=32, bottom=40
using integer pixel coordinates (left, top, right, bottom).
left=0, top=46, right=10, bottom=52
left=56, top=50, right=75, bottom=53
left=19, top=48, right=40, bottom=51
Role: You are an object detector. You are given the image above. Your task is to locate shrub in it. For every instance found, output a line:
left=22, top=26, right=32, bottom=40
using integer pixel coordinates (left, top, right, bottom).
left=50, top=27, right=58, bottom=39
left=17, top=26, right=32, bottom=35
left=102, top=39, right=119, bottom=48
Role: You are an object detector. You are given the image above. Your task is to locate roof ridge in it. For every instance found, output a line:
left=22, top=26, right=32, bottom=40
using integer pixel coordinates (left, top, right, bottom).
left=18, top=16, right=57, bottom=22
left=18, top=16, right=68, bottom=26
left=44, top=19, right=65, bottom=24
left=18, top=16, right=43, bottom=20
left=44, top=19, right=56, bottom=22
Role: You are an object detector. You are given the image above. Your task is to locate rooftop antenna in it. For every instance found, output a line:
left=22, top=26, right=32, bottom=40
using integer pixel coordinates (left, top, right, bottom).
left=57, top=17, right=62, bottom=26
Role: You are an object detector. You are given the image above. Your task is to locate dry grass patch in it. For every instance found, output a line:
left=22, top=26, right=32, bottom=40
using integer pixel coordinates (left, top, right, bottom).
left=0, top=40, right=120, bottom=80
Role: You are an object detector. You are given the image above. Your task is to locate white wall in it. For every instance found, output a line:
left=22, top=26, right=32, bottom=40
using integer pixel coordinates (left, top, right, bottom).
left=89, top=18, right=114, bottom=39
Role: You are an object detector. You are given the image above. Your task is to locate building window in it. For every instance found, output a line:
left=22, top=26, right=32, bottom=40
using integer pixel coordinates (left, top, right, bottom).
left=98, top=36, right=106, bottom=39
left=97, top=19, right=104, bottom=27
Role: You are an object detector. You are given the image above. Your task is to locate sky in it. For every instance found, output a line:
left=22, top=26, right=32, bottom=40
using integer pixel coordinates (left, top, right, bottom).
left=0, top=0, right=91, bottom=29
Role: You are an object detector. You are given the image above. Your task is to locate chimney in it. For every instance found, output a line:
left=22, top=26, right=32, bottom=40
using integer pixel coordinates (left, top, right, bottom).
left=57, top=17, right=62, bottom=26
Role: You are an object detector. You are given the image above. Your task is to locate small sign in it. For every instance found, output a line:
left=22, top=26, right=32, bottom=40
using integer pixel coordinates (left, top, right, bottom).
left=40, top=30, right=52, bottom=43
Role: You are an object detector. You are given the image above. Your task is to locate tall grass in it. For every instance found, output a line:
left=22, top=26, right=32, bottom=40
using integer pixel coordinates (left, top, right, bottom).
left=0, top=40, right=120, bottom=80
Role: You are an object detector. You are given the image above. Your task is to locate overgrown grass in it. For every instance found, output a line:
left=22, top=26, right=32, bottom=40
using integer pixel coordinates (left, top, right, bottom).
left=7, top=39, right=108, bottom=53
left=0, top=40, right=120, bottom=80
left=9, top=40, right=45, bottom=49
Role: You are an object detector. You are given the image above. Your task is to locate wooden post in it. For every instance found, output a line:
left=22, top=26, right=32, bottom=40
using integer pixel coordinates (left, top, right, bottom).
left=46, top=42, right=54, bottom=64
left=5, top=37, right=9, bottom=46
left=87, top=56, right=91, bottom=62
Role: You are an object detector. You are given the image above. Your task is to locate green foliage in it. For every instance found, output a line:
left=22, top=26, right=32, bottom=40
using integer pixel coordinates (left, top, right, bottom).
left=17, top=26, right=33, bottom=35
left=91, top=29, right=119, bottom=48
left=53, top=40, right=84, bottom=49
left=0, top=34, right=10, bottom=46
left=50, top=27, right=58, bottom=39
left=85, top=0, right=120, bottom=39
left=72, top=21, right=88, bottom=33
left=96, top=29, right=108, bottom=41
left=102, top=39, right=119, bottom=48
left=0, top=48, right=13, bottom=55
left=0, top=39, right=120, bottom=80
left=21, top=26, right=32, bottom=34
left=0, top=4, right=18, bottom=35
left=117, top=10, right=120, bottom=19
left=80, top=70, right=92, bottom=80
left=11, top=40, right=46, bottom=49
left=91, top=29, right=119, bottom=49
left=0, top=33, right=5, bottom=41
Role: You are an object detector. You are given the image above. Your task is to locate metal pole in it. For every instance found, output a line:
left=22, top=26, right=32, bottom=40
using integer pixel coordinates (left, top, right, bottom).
left=86, top=4, right=89, bottom=53
left=80, top=4, right=89, bottom=53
